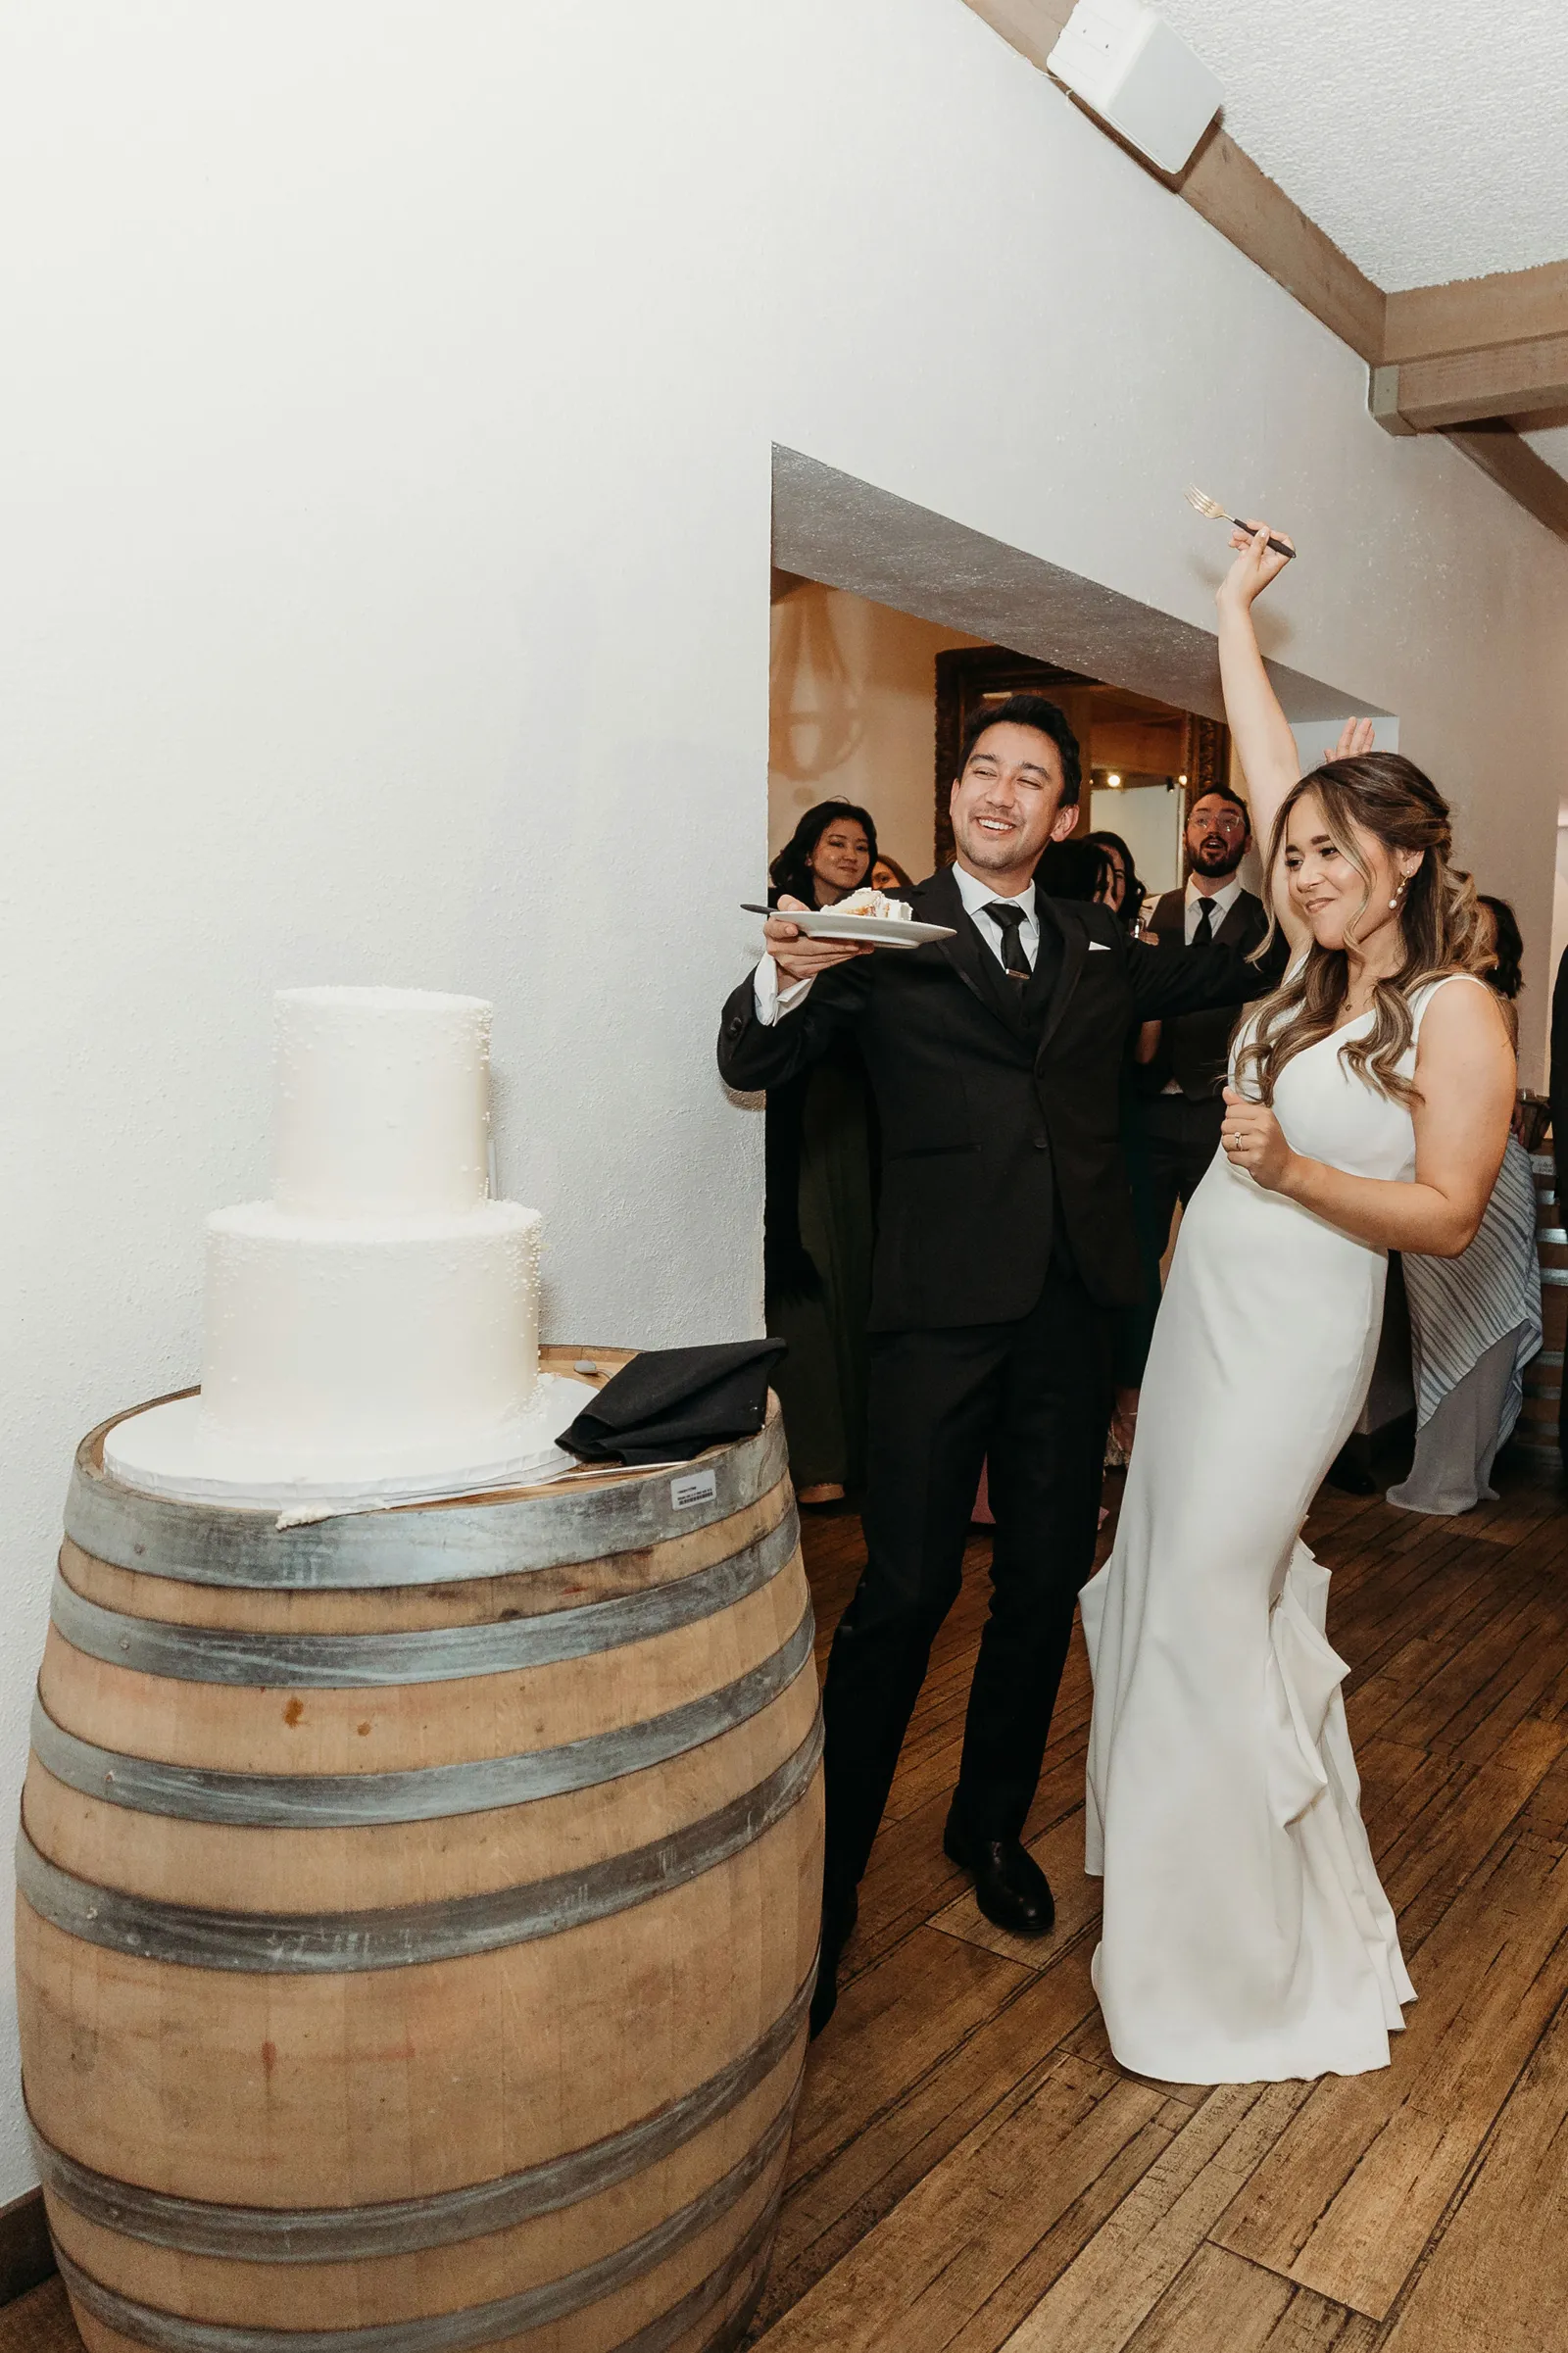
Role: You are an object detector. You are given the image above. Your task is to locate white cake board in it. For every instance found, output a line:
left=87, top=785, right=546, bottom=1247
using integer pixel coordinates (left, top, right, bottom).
left=103, top=1372, right=602, bottom=1515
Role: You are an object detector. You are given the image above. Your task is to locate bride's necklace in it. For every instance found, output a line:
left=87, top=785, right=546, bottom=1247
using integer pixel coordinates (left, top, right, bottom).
left=1337, top=967, right=1400, bottom=1028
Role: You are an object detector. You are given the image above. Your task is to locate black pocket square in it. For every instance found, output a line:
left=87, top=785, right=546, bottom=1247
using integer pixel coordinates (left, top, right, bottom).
left=556, top=1341, right=788, bottom=1465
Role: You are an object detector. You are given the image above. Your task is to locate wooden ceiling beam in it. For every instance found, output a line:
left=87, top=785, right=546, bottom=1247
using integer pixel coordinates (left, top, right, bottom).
left=1373, top=332, right=1568, bottom=431
left=960, top=0, right=1071, bottom=72
left=960, top=1, right=1383, bottom=360
left=1440, top=422, right=1568, bottom=544
left=957, top=0, right=1568, bottom=535
left=1177, top=128, right=1384, bottom=363
left=1385, top=258, right=1568, bottom=364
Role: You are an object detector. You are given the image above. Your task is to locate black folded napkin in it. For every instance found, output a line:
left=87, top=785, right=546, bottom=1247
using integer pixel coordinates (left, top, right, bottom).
left=556, top=1341, right=788, bottom=1465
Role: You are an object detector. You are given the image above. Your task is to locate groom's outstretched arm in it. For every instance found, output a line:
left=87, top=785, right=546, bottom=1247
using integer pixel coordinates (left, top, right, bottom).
left=1125, top=928, right=1290, bottom=1021
left=716, top=959, right=871, bottom=1091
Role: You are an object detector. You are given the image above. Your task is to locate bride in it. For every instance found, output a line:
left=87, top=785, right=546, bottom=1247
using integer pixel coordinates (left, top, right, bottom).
left=1081, top=522, right=1516, bottom=2083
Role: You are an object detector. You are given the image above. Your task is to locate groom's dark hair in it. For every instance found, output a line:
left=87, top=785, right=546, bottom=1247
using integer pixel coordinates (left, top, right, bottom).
left=957, top=694, right=1083, bottom=808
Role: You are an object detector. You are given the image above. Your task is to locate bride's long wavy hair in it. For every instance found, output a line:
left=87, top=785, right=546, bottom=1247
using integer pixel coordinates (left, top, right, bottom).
left=1235, top=754, right=1485, bottom=1110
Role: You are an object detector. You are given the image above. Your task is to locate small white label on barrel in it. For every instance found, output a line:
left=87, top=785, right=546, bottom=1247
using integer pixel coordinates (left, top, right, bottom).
left=670, top=1468, right=717, bottom=1510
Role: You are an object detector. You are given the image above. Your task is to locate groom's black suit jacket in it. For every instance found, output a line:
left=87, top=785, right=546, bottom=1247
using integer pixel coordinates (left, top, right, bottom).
left=718, top=862, right=1278, bottom=1332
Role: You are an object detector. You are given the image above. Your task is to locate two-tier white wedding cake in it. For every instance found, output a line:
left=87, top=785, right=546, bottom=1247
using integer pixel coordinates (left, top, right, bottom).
left=105, top=987, right=594, bottom=1506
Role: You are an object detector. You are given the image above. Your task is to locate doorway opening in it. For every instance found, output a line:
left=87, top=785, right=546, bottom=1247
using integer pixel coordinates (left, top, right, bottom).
left=767, top=582, right=1232, bottom=911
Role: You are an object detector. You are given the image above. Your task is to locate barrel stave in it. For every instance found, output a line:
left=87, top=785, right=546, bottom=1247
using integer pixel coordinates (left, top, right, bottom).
left=54, top=2149, right=783, bottom=2353
left=22, top=1667, right=816, bottom=1914
left=55, top=1476, right=795, bottom=1637
left=19, top=1755, right=819, bottom=2208
left=39, top=2044, right=802, bottom=2329
left=34, top=1562, right=808, bottom=1781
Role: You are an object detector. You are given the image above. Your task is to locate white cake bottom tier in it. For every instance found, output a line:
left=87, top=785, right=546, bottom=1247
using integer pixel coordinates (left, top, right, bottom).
left=197, top=1199, right=542, bottom=1475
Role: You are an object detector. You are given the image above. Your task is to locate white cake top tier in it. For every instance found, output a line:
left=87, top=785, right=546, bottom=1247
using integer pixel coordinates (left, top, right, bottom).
left=273, top=986, right=492, bottom=1217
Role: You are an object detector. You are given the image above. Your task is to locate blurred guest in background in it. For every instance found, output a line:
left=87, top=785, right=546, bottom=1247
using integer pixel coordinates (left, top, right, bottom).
left=870, top=852, right=916, bottom=898
left=1137, top=787, right=1269, bottom=1252
left=1035, top=836, right=1111, bottom=902
left=1388, top=893, right=1541, bottom=1516
left=1086, top=829, right=1161, bottom=1453
left=1085, top=829, right=1146, bottom=930
left=1553, top=934, right=1568, bottom=1465
left=764, top=802, right=880, bottom=1503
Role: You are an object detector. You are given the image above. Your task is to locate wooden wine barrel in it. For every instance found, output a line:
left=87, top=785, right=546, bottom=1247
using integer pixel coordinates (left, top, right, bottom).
left=1517, top=1155, right=1567, bottom=1457
left=17, top=1348, right=821, bottom=2353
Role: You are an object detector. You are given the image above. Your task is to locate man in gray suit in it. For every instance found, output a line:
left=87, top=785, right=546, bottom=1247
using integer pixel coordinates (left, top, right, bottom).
left=1140, top=784, right=1268, bottom=1250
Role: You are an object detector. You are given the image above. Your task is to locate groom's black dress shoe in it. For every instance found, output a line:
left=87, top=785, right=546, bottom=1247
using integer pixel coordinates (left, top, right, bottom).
left=808, top=1887, right=858, bottom=2040
left=943, top=1807, right=1055, bottom=1936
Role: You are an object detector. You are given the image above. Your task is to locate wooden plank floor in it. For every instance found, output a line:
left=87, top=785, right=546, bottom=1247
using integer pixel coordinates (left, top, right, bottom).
left=749, top=1450, right=1568, bottom=2353
left=8, top=1456, right=1568, bottom=2352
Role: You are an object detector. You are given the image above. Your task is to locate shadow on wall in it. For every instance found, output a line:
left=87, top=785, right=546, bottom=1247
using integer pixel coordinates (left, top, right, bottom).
left=769, top=588, right=865, bottom=786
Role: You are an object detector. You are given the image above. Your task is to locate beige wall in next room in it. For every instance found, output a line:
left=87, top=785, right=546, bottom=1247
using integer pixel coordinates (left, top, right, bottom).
left=768, top=581, right=985, bottom=884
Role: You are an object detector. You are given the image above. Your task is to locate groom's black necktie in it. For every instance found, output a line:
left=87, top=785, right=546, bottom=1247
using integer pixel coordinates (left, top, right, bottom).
left=1192, top=897, right=1217, bottom=947
left=985, top=901, right=1032, bottom=987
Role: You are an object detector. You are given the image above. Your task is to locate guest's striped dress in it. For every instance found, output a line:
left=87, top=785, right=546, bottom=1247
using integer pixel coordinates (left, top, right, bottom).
left=1387, top=1132, right=1543, bottom=1515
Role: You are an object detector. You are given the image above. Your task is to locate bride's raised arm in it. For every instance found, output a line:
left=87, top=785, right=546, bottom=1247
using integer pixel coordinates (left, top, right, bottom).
left=1215, top=523, right=1373, bottom=949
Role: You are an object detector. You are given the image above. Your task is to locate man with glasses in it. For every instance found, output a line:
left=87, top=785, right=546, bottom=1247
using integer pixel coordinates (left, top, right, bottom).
left=1140, top=785, right=1267, bottom=1250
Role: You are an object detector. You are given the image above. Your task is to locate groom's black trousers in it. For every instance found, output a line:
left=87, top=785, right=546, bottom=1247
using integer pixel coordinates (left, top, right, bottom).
left=819, top=1254, right=1113, bottom=1917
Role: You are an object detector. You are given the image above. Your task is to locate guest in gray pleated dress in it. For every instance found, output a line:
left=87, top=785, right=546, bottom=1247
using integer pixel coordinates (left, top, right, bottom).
left=1388, top=897, right=1543, bottom=1516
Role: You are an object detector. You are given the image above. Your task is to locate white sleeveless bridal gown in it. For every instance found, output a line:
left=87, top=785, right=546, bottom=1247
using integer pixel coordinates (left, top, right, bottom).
left=1081, top=981, right=1473, bottom=2083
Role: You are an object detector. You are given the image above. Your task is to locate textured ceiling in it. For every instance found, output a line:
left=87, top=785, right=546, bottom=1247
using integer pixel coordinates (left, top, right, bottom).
left=1157, top=0, right=1568, bottom=291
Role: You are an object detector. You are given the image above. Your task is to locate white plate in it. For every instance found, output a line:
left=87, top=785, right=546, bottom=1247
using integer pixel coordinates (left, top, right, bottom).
left=741, top=903, right=955, bottom=948
left=102, top=1373, right=602, bottom=1517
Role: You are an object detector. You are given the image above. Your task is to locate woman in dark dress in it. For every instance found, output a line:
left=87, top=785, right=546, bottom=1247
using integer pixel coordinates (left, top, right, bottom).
left=765, top=802, right=880, bottom=1503
left=1085, top=829, right=1164, bottom=1458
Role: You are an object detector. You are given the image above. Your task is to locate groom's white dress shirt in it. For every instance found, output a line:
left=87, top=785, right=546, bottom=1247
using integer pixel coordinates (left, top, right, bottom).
left=754, top=867, right=1039, bottom=1025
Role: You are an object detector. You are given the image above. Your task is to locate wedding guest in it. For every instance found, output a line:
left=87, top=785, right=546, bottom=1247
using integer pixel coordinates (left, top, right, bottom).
left=1034, top=836, right=1111, bottom=901
left=1553, top=940, right=1568, bottom=1464
left=720, top=695, right=1282, bottom=2034
left=1085, top=829, right=1146, bottom=929
left=1138, top=786, right=1269, bottom=1251
left=764, top=802, right=879, bottom=1504
left=870, top=853, right=916, bottom=898
left=1388, top=894, right=1542, bottom=1515
left=769, top=801, right=879, bottom=909
left=1087, top=829, right=1162, bottom=1453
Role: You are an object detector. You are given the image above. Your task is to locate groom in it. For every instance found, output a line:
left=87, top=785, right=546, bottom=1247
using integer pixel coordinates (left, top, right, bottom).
left=718, top=694, right=1279, bottom=2033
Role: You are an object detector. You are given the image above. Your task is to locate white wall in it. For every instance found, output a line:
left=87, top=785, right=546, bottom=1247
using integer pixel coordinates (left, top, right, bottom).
left=769, top=583, right=982, bottom=879
left=4, top=0, right=1567, bottom=2196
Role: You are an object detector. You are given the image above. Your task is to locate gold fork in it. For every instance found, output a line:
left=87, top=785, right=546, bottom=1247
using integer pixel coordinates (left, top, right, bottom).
left=1185, top=486, right=1296, bottom=561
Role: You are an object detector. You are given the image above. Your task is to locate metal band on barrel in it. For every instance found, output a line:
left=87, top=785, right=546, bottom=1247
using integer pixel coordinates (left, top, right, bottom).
left=17, top=1707, right=823, bottom=1972
left=52, top=2097, right=794, bottom=2353
left=65, top=1407, right=789, bottom=1591
left=49, top=1505, right=801, bottom=1689
left=28, top=1959, right=813, bottom=2259
left=30, top=1603, right=813, bottom=1828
